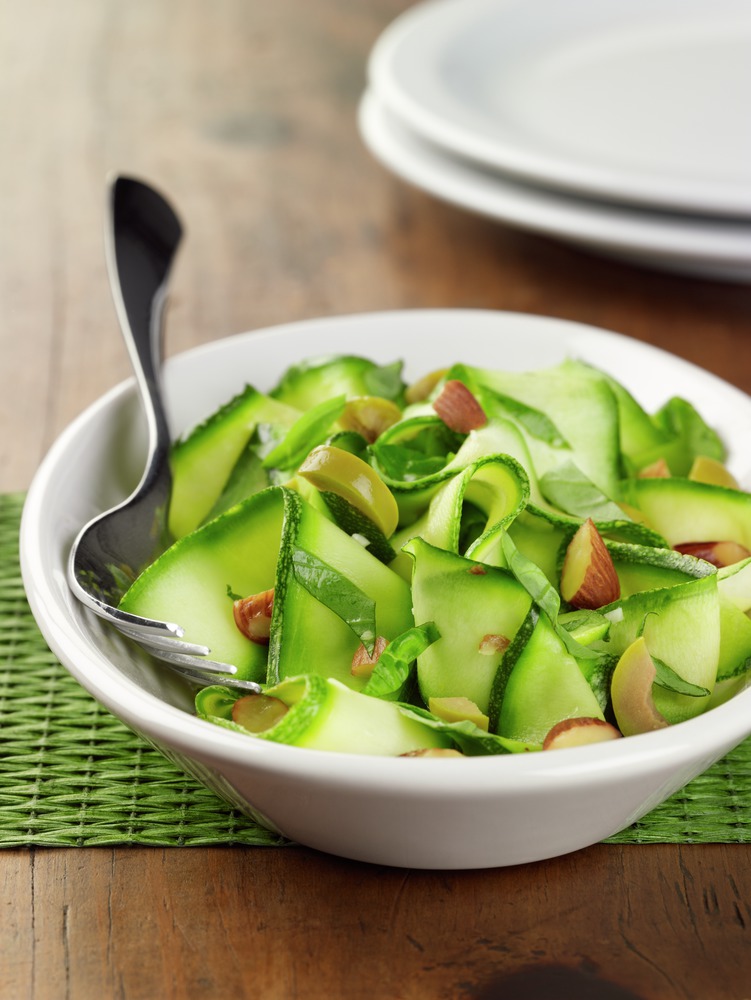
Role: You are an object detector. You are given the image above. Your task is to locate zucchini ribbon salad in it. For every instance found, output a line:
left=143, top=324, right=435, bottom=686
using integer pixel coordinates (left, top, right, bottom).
left=118, top=354, right=751, bottom=756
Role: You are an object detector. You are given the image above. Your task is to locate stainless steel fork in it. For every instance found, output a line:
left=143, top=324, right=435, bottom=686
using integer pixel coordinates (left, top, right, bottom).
left=67, top=176, right=262, bottom=692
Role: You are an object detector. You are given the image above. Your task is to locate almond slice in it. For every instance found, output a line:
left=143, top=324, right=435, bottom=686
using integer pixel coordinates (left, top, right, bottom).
left=478, top=633, right=510, bottom=656
left=432, top=380, right=487, bottom=433
left=674, top=540, right=751, bottom=568
left=542, top=717, right=622, bottom=751
left=638, top=458, right=671, bottom=478
left=351, top=635, right=389, bottom=678
left=233, top=588, right=274, bottom=645
left=560, top=518, right=620, bottom=609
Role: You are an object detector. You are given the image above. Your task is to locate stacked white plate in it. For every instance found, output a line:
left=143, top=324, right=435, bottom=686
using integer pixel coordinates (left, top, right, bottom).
left=359, top=0, right=751, bottom=281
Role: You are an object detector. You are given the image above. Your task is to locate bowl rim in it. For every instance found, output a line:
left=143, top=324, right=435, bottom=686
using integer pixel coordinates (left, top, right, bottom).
left=20, top=307, right=751, bottom=793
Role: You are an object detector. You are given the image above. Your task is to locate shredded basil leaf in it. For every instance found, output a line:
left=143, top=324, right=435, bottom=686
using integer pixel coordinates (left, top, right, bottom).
left=539, top=461, right=629, bottom=521
left=362, top=623, right=440, bottom=699
left=654, top=396, right=726, bottom=469
left=371, top=421, right=461, bottom=481
left=652, top=657, right=711, bottom=697
left=372, top=444, right=452, bottom=481
left=500, top=532, right=599, bottom=660
left=291, top=548, right=376, bottom=653
left=483, top=387, right=569, bottom=448
left=362, top=360, right=405, bottom=402
left=398, top=705, right=539, bottom=755
left=262, top=395, right=347, bottom=470
left=559, top=608, right=607, bottom=635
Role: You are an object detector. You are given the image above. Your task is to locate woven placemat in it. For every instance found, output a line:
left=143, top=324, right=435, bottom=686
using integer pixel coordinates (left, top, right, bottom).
left=2, top=492, right=750, bottom=848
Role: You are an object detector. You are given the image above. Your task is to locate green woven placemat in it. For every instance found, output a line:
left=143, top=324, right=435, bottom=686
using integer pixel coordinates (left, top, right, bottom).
left=2, top=492, right=750, bottom=848
left=0, top=493, right=284, bottom=847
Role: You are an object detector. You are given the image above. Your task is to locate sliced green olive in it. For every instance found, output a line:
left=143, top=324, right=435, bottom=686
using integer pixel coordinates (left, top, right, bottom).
left=232, top=694, right=289, bottom=733
left=404, top=368, right=448, bottom=405
left=610, top=636, right=668, bottom=737
left=428, top=696, right=490, bottom=732
left=688, top=455, right=739, bottom=489
left=339, top=396, right=402, bottom=443
left=298, top=444, right=399, bottom=537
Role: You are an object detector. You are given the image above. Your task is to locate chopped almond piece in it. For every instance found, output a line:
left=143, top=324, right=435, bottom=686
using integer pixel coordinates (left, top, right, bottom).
left=400, top=748, right=464, bottom=758
left=560, top=518, right=620, bottom=610
left=351, top=635, right=389, bottom=678
left=478, top=633, right=510, bottom=656
left=674, top=540, right=751, bottom=568
left=467, top=565, right=486, bottom=575
left=542, top=717, right=622, bottom=751
left=432, top=380, right=487, bottom=433
left=233, top=588, right=274, bottom=645
left=638, top=458, right=671, bottom=478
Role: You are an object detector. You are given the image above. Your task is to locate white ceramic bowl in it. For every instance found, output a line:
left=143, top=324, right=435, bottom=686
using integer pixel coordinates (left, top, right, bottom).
left=21, top=310, right=751, bottom=869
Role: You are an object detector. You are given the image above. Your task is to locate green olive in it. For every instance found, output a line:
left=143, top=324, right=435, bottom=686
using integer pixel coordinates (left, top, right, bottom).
left=298, top=444, right=399, bottom=537
left=339, top=395, right=402, bottom=443
left=232, top=694, right=289, bottom=733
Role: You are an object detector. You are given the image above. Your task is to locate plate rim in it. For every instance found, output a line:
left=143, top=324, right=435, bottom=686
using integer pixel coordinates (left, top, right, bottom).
left=358, top=90, right=751, bottom=282
left=368, top=0, right=751, bottom=218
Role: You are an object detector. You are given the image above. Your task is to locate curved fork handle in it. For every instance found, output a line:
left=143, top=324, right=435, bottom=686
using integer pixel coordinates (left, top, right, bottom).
left=105, top=175, right=183, bottom=496
left=67, top=177, right=184, bottom=620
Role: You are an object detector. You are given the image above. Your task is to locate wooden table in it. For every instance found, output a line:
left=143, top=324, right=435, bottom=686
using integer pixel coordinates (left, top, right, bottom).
left=2, top=2, right=751, bottom=997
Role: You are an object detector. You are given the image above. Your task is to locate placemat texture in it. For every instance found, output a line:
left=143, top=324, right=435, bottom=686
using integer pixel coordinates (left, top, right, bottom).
left=2, top=492, right=750, bottom=848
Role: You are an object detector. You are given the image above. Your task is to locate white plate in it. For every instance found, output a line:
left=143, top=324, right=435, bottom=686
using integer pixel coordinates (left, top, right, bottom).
left=368, top=0, right=751, bottom=218
left=359, top=90, right=751, bottom=282
left=20, top=310, right=751, bottom=869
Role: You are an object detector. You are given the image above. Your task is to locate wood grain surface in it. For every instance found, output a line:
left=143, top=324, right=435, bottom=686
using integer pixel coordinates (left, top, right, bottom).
left=4, top=845, right=751, bottom=999
left=2, top=1, right=751, bottom=997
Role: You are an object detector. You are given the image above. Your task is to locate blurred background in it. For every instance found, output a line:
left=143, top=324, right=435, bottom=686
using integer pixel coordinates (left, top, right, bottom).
left=1, top=0, right=749, bottom=492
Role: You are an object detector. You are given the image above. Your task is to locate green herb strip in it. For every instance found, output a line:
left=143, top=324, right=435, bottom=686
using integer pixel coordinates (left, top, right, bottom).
left=372, top=444, right=453, bottom=482
left=262, top=394, right=347, bottom=470
left=558, top=608, right=608, bottom=636
left=655, top=396, right=726, bottom=465
left=483, top=387, right=569, bottom=447
left=362, top=360, right=405, bottom=402
left=500, top=532, right=598, bottom=661
left=291, top=548, right=376, bottom=654
left=539, top=460, right=628, bottom=522
left=398, top=704, right=540, bottom=755
left=362, top=622, right=440, bottom=699
left=651, top=657, right=711, bottom=697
